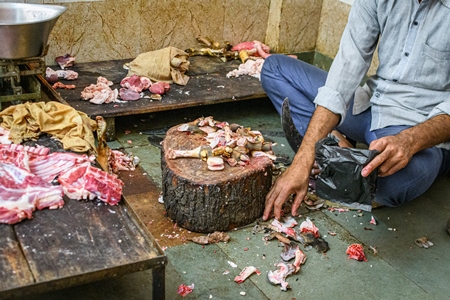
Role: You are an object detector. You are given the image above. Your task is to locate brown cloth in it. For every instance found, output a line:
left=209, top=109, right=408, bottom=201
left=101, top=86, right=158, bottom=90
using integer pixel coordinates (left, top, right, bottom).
left=0, top=101, right=98, bottom=153
left=127, top=46, right=190, bottom=85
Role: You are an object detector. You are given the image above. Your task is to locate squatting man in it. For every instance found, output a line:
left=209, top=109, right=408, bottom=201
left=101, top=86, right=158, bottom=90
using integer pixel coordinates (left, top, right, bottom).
left=259, top=0, right=450, bottom=234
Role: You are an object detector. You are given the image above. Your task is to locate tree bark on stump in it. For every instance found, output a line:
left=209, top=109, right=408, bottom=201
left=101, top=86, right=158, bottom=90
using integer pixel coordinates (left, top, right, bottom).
left=161, top=126, right=273, bottom=233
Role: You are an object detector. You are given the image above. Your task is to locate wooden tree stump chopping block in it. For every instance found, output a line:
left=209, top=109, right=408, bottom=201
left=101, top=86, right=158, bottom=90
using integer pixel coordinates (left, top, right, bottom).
left=161, top=126, right=273, bottom=233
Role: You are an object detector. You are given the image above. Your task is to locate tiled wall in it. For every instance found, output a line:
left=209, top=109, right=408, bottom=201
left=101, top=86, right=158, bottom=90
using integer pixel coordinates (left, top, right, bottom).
left=2, top=0, right=379, bottom=72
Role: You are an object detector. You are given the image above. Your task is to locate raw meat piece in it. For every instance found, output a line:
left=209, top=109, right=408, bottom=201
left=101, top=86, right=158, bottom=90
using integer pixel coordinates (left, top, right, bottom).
left=0, top=143, right=94, bottom=183
left=267, top=262, right=296, bottom=291
left=270, top=219, right=302, bottom=241
left=346, top=243, right=368, bottom=262
left=231, top=40, right=270, bottom=57
left=226, top=58, right=265, bottom=79
left=190, top=231, right=230, bottom=244
left=119, top=87, right=141, bottom=101
left=56, top=69, right=78, bottom=80
left=81, top=77, right=118, bottom=104
left=0, top=126, right=11, bottom=144
left=280, top=216, right=298, bottom=228
left=29, top=151, right=94, bottom=183
left=253, top=40, right=271, bottom=58
left=110, top=150, right=138, bottom=172
left=169, top=116, right=275, bottom=171
left=264, top=231, right=291, bottom=244
left=177, top=284, right=194, bottom=297
left=58, top=162, right=124, bottom=205
left=207, top=231, right=230, bottom=243
left=280, top=242, right=300, bottom=261
left=206, top=156, right=224, bottom=171
left=52, top=82, right=76, bottom=89
left=0, top=163, right=64, bottom=224
left=293, top=248, right=307, bottom=273
left=119, top=74, right=152, bottom=100
left=97, top=76, right=113, bottom=86
left=120, top=74, right=141, bottom=92
left=0, top=143, right=123, bottom=224
left=140, top=76, right=152, bottom=90
left=96, top=116, right=139, bottom=173
left=55, top=53, right=75, bottom=69
left=46, top=67, right=79, bottom=82
left=81, top=83, right=105, bottom=100
left=149, top=81, right=170, bottom=95
left=279, top=243, right=307, bottom=273
left=234, top=266, right=261, bottom=283
left=0, top=143, right=50, bottom=170
left=120, top=74, right=151, bottom=93
left=299, top=217, right=320, bottom=238
left=45, top=67, right=59, bottom=83
left=91, top=88, right=118, bottom=104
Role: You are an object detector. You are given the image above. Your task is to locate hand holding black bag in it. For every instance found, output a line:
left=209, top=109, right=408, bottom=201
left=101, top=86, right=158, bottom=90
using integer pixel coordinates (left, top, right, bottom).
left=315, top=134, right=378, bottom=211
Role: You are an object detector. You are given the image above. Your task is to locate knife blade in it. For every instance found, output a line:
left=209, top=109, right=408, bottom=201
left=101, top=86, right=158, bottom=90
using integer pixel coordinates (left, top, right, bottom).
left=281, top=97, right=302, bottom=153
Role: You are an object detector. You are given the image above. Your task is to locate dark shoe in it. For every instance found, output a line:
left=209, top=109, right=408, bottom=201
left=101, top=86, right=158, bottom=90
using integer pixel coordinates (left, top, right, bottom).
left=281, top=97, right=303, bottom=153
left=371, top=201, right=384, bottom=209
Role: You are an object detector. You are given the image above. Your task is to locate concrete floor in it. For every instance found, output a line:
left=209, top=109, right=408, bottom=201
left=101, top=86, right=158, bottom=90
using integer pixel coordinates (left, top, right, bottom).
left=28, top=98, right=449, bottom=300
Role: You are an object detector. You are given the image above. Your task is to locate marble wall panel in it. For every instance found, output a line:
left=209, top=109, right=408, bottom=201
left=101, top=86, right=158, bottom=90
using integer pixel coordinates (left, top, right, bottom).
left=315, top=0, right=350, bottom=58
left=36, top=0, right=273, bottom=64
left=139, top=0, right=190, bottom=52
left=316, top=0, right=379, bottom=74
left=139, top=0, right=270, bottom=54
left=44, top=0, right=141, bottom=65
left=222, top=0, right=270, bottom=45
left=278, top=0, right=322, bottom=53
left=2, top=0, right=360, bottom=65
left=139, top=0, right=226, bottom=53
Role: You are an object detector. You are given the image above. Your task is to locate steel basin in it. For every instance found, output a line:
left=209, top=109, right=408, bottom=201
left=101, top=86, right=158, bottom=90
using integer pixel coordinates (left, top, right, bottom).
left=0, top=3, right=67, bottom=59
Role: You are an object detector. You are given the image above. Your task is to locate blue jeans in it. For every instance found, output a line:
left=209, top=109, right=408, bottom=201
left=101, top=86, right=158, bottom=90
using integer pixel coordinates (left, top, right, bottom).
left=261, top=55, right=450, bottom=207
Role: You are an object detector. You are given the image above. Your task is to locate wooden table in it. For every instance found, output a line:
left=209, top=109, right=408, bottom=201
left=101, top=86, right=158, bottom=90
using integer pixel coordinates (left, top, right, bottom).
left=0, top=193, right=166, bottom=299
left=41, top=56, right=266, bottom=140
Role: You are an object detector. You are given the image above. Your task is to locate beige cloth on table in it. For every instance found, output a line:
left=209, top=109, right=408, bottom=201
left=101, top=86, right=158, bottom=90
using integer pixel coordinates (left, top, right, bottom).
left=127, top=46, right=190, bottom=85
left=0, top=101, right=98, bottom=153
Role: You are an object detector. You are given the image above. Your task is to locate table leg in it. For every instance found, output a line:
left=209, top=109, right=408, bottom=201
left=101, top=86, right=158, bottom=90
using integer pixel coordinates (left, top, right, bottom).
left=152, top=265, right=165, bottom=300
left=104, top=117, right=116, bottom=141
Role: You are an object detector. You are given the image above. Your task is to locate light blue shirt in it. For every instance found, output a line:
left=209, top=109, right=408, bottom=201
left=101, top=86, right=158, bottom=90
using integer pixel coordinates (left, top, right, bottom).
left=314, top=0, right=450, bottom=148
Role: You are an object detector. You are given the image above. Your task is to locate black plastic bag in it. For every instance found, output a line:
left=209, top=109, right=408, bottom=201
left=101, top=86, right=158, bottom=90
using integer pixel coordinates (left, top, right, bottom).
left=315, top=135, right=378, bottom=211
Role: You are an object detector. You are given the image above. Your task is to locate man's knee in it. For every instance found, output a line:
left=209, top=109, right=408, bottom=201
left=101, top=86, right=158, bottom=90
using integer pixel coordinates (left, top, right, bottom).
left=374, top=174, right=422, bottom=207
left=374, top=194, right=407, bottom=207
left=373, top=147, right=442, bottom=207
left=261, top=55, right=283, bottom=76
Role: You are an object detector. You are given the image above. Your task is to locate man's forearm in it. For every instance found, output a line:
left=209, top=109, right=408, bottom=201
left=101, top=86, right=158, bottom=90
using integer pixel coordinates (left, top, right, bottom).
left=398, top=114, right=450, bottom=154
left=291, top=105, right=340, bottom=169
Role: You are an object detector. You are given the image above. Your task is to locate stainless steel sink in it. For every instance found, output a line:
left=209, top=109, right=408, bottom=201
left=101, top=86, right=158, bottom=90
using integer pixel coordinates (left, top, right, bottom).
left=0, top=3, right=67, bottom=59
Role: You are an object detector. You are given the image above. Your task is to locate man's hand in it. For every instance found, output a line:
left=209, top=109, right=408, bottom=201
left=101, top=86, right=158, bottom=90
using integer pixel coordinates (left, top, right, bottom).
left=263, top=105, right=341, bottom=221
left=263, top=165, right=310, bottom=221
left=362, top=134, right=413, bottom=177
left=362, top=114, right=450, bottom=178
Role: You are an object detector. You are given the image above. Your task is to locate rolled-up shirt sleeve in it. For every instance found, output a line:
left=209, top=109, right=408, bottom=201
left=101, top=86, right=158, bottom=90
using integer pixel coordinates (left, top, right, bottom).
left=314, top=0, right=380, bottom=125
left=428, top=97, right=450, bottom=120
left=431, top=96, right=450, bottom=149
